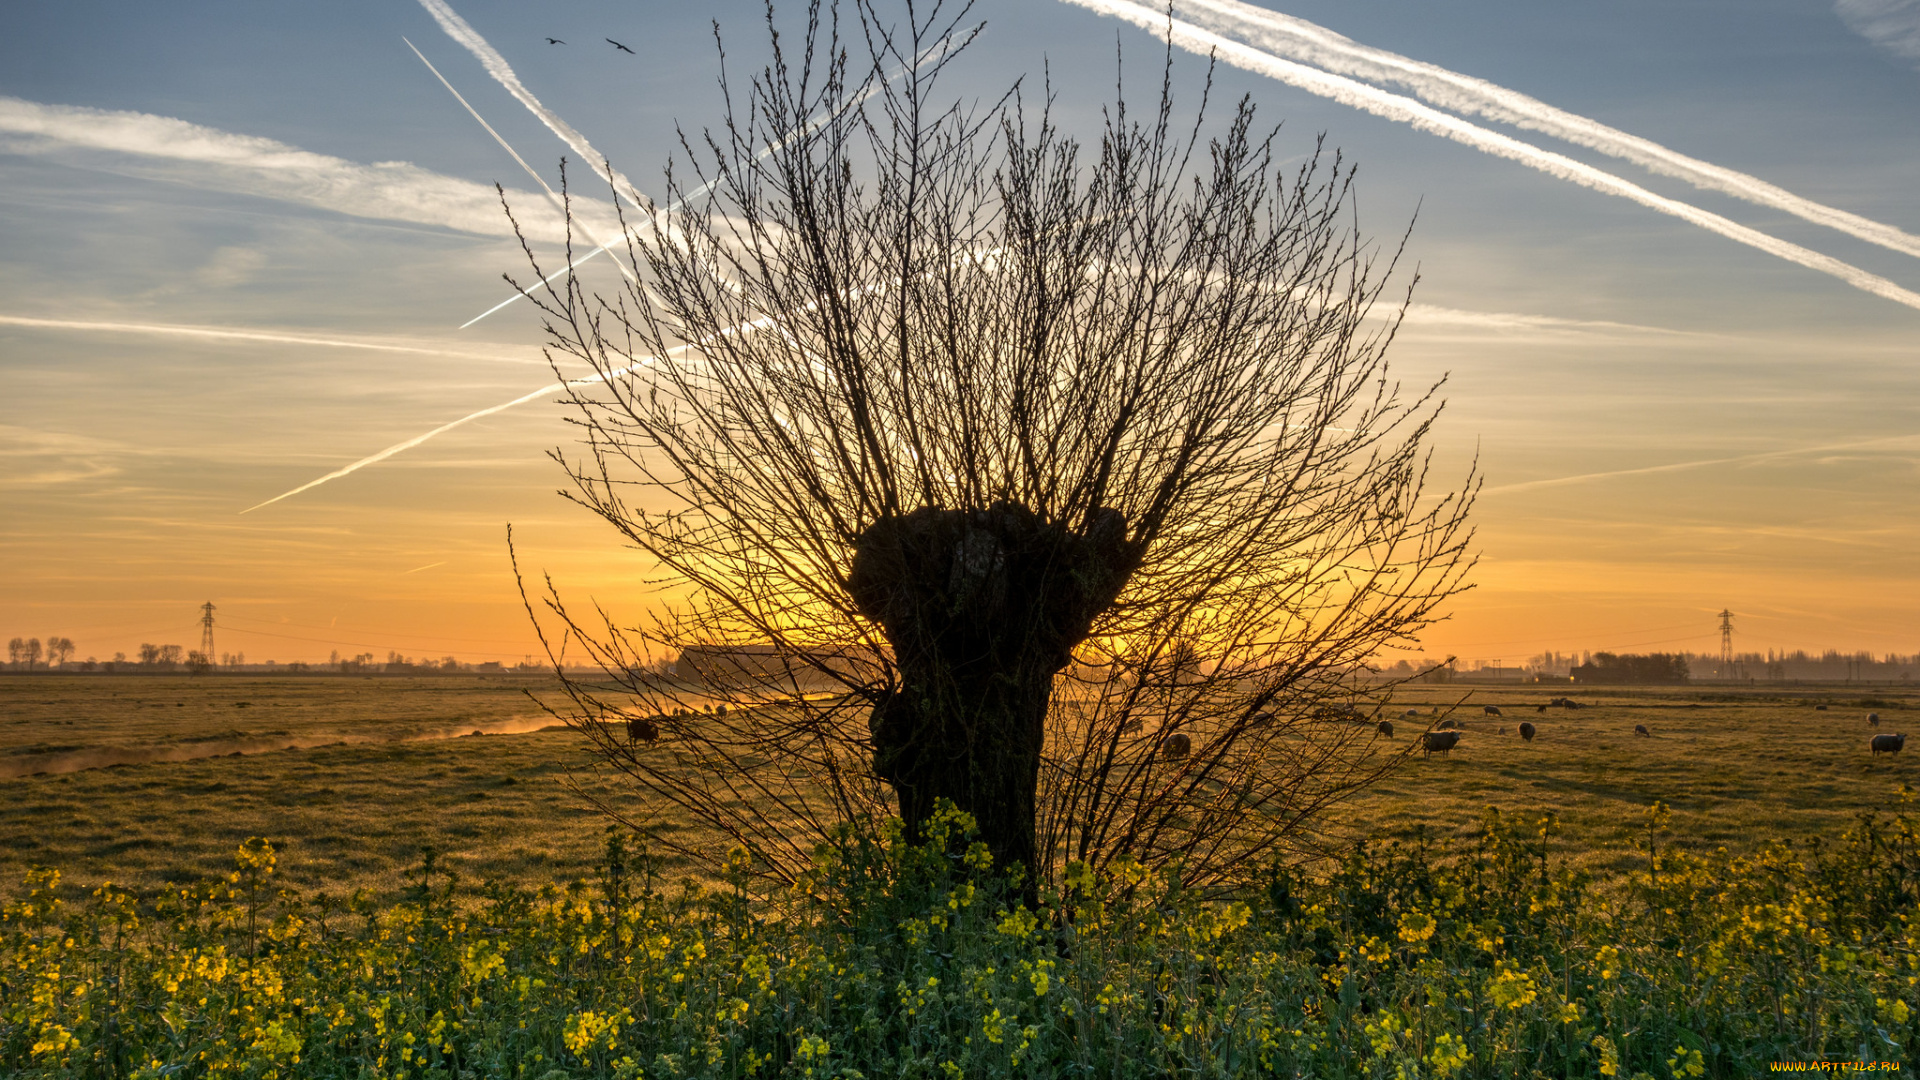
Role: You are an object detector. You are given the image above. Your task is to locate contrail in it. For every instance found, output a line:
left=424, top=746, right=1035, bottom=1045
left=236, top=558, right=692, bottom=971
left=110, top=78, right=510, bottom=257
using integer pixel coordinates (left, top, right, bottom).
left=403, top=37, right=636, bottom=284
left=242, top=316, right=779, bottom=512
left=1066, top=0, right=1920, bottom=312
left=404, top=560, right=448, bottom=574
left=451, top=36, right=937, bottom=329
left=240, top=366, right=629, bottom=514
left=0, top=313, right=545, bottom=365
left=1481, top=433, right=1920, bottom=495
left=1164, top=0, right=1920, bottom=262
left=416, top=0, right=649, bottom=211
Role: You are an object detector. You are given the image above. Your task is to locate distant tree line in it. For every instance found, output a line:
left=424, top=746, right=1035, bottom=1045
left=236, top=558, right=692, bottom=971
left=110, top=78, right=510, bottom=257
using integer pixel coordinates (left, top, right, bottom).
left=1569, top=652, right=1690, bottom=684
left=7, top=636, right=75, bottom=669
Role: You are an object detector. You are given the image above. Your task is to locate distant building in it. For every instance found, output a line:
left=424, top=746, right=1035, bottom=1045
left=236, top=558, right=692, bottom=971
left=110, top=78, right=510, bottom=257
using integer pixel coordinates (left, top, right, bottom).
left=671, top=644, right=877, bottom=690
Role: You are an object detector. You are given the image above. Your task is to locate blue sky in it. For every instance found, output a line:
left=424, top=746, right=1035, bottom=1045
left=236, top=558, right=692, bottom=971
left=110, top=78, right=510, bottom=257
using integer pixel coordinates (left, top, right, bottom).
left=3, top=0, right=1917, bottom=665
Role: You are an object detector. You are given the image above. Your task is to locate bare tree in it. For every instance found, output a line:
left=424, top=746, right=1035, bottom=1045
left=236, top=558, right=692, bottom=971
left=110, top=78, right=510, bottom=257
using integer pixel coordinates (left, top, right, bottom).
left=517, top=0, right=1474, bottom=896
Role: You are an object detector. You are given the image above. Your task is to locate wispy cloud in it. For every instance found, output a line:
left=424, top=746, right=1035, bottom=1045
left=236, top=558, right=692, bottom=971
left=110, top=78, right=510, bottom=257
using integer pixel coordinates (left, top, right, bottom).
left=1169, top=0, right=1920, bottom=261
left=1481, top=434, right=1920, bottom=495
left=0, top=95, right=567, bottom=240
left=1837, top=0, right=1920, bottom=63
left=1064, top=0, right=1920, bottom=313
left=0, top=425, right=126, bottom=488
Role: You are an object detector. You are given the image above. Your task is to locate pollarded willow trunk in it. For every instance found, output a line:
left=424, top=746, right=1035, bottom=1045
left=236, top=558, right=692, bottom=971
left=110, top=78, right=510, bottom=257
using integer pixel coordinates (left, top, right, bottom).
left=847, top=503, right=1135, bottom=884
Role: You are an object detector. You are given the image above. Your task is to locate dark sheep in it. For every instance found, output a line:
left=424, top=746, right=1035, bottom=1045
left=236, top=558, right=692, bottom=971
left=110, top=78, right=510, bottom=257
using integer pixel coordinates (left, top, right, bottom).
left=1633, top=724, right=1651, bottom=737
left=1871, top=733, right=1906, bottom=757
left=1377, top=720, right=1395, bottom=738
left=1484, top=705, right=1502, bottom=717
left=1869, top=712, right=1881, bottom=727
left=1403, top=708, right=1420, bottom=719
left=1422, top=730, right=1461, bottom=756
left=626, top=716, right=659, bottom=743
left=1815, top=705, right=1829, bottom=711
left=1499, top=726, right=1508, bottom=735
left=1536, top=703, right=1548, bottom=713
left=1437, top=718, right=1459, bottom=731
left=1161, top=732, right=1191, bottom=760
left=1519, top=721, right=1536, bottom=742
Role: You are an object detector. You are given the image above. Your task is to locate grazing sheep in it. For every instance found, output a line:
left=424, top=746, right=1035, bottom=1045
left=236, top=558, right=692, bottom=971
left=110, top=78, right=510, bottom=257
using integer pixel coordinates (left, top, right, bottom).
left=1536, top=703, right=1548, bottom=713
left=1484, top=705, right=1503, bottom=717
left=1869, top=712, right=1881, bottom=727
left=1500, top=726, right=1508, bottom=735
left=1815, top=705, right=1829, bottom=711
left=1161, top=732, right=1191, bottom=760
left=1437, top=718, right=1459, bottom=731
left=626, top=716, right=659, bottom=743
left=1377, top=720, right=1395, bottom=738
left=1519, top=721, right=1536, bottom=742
left=1871, top=733, right=1906, bottom=757
left=1633, top=724, right=1651, bottom=737
left=1422, top=730, right=1462, bottom=756
left=1403, top=709, right=1420, bottom=719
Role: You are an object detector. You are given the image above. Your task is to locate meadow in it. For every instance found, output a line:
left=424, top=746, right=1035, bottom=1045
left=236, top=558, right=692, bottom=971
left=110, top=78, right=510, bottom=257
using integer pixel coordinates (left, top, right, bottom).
left=2, top=674, right=1912, bottom=897
left=5, top=674, right=1919, bottom=1076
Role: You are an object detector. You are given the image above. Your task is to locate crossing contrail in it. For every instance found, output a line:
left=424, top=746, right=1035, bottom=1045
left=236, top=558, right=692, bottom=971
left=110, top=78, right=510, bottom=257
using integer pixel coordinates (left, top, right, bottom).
left=1066, top=0, right=1920, bottom=313
left=446, top=30, right=939, bottom=329
left=404, top=37, right=635, bottom=284
left=1163, top=0, right=1920, bottom=262
left=416, top=0, right=649, bottom=211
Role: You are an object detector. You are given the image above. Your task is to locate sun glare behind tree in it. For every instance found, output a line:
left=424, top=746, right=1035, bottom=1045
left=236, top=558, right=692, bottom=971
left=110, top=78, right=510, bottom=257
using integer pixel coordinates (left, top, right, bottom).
left=517, top=0, right=1476, bottom=895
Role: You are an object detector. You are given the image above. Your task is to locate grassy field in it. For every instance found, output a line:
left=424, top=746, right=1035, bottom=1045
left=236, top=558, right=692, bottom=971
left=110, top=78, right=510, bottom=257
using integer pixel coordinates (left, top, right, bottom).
left=1335, top=683, right=1919, bottom=872
left=0, top=674, right=650, bottom=896
left=2, top=674, right=1916, bottom=898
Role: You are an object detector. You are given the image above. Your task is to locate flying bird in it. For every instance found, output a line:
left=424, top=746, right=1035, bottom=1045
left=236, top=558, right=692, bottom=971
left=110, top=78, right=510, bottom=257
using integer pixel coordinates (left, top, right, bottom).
left=545, top=37, right=565, bottom=45
left=606, top=38, right=634, bottom=54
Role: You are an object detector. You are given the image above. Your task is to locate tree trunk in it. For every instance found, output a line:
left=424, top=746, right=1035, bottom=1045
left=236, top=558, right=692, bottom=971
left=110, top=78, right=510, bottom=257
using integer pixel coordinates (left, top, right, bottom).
left=848, top=503, right=1134, bottom=888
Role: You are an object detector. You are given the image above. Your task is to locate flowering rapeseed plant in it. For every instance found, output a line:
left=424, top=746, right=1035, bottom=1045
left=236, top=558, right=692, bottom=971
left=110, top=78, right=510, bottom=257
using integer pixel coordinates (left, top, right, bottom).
left=3, top=800, right=1919, bottom=1076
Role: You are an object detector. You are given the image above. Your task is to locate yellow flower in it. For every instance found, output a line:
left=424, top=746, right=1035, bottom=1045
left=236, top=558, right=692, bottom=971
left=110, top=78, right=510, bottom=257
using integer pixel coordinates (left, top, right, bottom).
left=1591, top=1035, right=1621, bottom=1077
left=1428, top=1032, right=1470, bottom=1079
left=1666, top=1045, right=1705, bottom=1078
left=1596, top=944, right=1620, bottom=981
left=1488, top=962, right=1538, bottom=1010
left=1397, top=910, right=1437, bottom=945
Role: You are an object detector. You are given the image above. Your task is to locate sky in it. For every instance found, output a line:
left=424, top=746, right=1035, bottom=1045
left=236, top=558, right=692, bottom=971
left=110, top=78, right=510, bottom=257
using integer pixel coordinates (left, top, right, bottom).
left=2, top=0, right=1917, bottom=667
